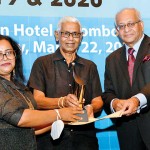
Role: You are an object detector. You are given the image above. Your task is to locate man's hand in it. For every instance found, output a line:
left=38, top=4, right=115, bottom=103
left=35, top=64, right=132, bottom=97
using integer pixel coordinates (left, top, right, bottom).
left=85, top=105, right=94, bottom=118
left=63, top=94, right=79, bottom=107
left=112, top=97, right=140, bottom=116
left=112, top=99, right=125, bottom=112
left=122, top=97, right=140, bottom=116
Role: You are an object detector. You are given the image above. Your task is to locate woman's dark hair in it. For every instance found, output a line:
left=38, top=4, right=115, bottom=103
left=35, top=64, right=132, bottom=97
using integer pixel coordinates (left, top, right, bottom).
left=0, top=34, right=25, bottom=83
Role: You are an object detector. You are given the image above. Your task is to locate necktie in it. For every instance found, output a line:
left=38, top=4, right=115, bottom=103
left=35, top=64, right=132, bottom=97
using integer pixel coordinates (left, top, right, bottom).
left=128, top=48, right=135, bottom=85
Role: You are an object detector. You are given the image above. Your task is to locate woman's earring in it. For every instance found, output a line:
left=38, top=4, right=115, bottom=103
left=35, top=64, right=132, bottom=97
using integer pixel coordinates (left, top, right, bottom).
left=13, top=69, right=15, bottom=77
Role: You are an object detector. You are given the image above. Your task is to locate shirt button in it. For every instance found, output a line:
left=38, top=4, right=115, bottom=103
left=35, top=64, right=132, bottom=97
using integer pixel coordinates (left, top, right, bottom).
left=71, top=129, right=73, bottom=131
left=68, top=70, right=70, bottom=72
left=69, top=84, right=72, bottom=87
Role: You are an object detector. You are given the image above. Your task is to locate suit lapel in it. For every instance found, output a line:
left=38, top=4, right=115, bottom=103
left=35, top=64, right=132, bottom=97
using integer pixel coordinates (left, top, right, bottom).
left=132, top=35, right=150, bottom=84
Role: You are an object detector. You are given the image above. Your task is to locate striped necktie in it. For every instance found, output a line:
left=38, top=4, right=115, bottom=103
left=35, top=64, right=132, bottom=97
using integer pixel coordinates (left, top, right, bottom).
left=128, top=48, right=135, bottom=85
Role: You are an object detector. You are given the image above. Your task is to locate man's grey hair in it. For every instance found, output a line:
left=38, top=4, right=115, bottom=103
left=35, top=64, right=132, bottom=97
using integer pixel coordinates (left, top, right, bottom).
left=56, top=16, right=82, bottom=32
left=115, top=8, right=142, bottom=24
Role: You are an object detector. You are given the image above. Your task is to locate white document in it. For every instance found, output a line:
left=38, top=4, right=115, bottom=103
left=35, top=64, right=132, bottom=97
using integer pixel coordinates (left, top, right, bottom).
left=99, top=110, right=123, bottom=120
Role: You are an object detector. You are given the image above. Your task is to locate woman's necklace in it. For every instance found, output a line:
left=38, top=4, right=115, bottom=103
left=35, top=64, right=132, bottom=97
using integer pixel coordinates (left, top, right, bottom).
left=16, top=89, right=34, bottom=110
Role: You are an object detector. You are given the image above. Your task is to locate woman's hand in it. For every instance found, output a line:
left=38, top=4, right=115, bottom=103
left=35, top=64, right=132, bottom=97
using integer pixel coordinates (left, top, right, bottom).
left=59, top=107, right=83, bottom=122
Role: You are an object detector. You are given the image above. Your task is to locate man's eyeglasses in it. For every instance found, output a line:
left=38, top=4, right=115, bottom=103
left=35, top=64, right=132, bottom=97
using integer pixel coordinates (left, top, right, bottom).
left=116, top=20, right=141, bottom=31
left=0, top=49, right=16, bottom=60
left=60, top=31, right=82, bottom=38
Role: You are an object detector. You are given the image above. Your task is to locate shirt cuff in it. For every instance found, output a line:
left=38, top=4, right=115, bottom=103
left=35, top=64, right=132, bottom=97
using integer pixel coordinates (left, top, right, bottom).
left=110, top=98, right=118, bottom=113
left=133, top=93, right=147, bottom=113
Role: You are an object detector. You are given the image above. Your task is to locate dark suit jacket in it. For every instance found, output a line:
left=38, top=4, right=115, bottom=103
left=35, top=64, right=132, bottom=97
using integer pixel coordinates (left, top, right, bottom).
left=102, top=34, right=150, bottom=148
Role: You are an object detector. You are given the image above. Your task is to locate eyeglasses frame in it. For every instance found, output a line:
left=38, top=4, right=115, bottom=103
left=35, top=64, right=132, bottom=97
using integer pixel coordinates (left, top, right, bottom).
left=0, top=49, right=16, bottom=61
left=59, top=31, right=83, bottom=38
left=116, top=20, right=141, bottom=31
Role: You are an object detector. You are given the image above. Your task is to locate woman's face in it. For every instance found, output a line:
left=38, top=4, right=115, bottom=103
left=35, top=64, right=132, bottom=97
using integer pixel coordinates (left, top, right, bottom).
left=0, top=39, right=16, bottom=80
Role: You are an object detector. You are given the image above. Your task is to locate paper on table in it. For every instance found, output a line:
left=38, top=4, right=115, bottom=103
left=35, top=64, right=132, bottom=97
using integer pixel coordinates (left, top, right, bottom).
left=68, top=110, right=123, bottom=125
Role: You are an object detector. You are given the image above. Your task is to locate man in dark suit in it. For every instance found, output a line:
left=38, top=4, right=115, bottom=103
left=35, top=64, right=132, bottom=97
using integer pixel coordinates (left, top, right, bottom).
left=103, top=8, right=150, bottom=150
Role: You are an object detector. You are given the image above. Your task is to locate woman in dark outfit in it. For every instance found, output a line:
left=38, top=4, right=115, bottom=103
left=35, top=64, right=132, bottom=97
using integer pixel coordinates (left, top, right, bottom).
left=0, top=34, right=82, bottom=150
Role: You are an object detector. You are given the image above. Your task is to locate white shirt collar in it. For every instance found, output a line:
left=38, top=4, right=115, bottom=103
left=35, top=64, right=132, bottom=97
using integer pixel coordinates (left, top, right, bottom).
left=125, top=34, right=144, bottom=59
